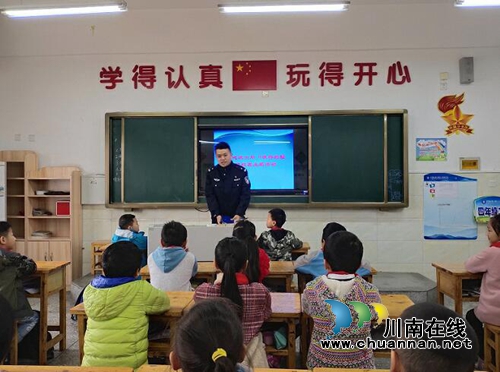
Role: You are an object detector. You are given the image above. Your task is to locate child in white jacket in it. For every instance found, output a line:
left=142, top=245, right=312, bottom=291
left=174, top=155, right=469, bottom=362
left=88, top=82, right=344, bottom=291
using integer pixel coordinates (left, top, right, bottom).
left=148, top=221, right=197, bottom=292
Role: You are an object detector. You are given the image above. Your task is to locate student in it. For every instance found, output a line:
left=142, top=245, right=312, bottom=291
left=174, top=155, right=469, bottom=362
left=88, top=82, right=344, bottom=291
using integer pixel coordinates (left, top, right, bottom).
left=170, top=297, right=250, bottom=372
left=465, top=213, right=500, bottom=363
left=391, top=302, right=478, bottom=372
left=257, top=208, right=302, bottom=261
left=82, top=241, right=170, bottom=369
left=148, top=220, right=198, bottom=291
left=0, top=222, right=39, bottom=345
left=195, top=237, right=272, bottom=368
left=295, top=222, right=372, bottom=278
left=302, top=231, right=381, bottom=369
left=232, top=220, right=270, bottom=283
left=111, top=213, right=148, bottom=266
left=0, top=294, right=14, bottom=364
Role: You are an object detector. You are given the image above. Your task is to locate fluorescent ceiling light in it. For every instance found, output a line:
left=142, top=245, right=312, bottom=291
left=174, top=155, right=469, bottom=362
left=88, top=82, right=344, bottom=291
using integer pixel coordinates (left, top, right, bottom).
left=455, top=0, right=500, bottom=6
left=2, top=1, right=127, bottom=18
left=219, top=3, right=349, bottom=13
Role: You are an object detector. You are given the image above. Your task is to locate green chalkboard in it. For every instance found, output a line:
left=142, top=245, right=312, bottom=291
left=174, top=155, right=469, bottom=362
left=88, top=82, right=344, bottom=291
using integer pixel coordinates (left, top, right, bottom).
left=311, top=115, right=385, bottom=202
left=106, top=111, right=407, bottom=207
left=110, top=117, right=195, bottom=204
left=387, top=114, right=405, bottom=203
left=109, top=118, right=122, bottom=204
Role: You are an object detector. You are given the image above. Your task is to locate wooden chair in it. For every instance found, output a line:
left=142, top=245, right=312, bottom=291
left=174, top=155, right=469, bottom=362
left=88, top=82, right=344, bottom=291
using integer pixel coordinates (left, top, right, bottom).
left=5, top=320, right=18, bottom=365
left=484, top=323, right=500, bottom=372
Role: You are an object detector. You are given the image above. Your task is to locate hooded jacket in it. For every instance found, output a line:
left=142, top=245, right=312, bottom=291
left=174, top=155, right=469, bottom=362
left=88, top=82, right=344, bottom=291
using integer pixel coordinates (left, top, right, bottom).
left=111, top=228, right=148, bottom=266
left=148, top=246, right=198, bottom=292
left=81, top=276, right=170, bottom=369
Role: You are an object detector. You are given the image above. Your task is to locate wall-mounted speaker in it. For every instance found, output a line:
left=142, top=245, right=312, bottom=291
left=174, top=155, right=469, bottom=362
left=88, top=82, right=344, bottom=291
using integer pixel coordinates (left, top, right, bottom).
left=459, top=57, right=474, bottom=84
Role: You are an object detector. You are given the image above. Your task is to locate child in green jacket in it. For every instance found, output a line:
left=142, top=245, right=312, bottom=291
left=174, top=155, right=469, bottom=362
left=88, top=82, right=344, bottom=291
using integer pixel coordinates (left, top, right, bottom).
left=82, top=241, right=170, bottom=369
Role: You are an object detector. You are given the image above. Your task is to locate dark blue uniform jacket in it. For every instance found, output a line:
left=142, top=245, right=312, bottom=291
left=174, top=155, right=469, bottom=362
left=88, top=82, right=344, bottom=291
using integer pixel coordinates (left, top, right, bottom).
left=205, top=162, right=251, bottom=223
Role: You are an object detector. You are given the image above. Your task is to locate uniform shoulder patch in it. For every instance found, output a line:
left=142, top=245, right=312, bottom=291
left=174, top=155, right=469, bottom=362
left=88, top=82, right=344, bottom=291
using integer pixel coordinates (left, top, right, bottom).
left=244, top=176, right=249, bottom=184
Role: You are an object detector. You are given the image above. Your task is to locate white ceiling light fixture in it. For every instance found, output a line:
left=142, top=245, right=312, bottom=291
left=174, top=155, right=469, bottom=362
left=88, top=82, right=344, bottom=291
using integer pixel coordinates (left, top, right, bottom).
left=1, top=1, right=127, bottom=18
left=219, top=2, right=349, bottom=13
left=455, top=0, right=500, bottom=6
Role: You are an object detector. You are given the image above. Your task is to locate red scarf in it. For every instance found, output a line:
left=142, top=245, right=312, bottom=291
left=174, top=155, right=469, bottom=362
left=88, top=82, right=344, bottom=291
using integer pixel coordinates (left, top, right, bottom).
left=235, top=273, right=249, bottom=285
left=491, top=242, right=500, bottom=248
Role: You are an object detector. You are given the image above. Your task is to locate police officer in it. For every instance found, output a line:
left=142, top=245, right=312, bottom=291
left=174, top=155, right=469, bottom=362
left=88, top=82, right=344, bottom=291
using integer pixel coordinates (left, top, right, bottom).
left=205, top=142, right=251, bottom=224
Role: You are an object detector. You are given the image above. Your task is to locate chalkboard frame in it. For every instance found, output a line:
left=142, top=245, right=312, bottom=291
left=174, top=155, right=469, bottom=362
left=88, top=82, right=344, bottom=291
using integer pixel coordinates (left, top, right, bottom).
left=105, top=110, right=408, bottom=209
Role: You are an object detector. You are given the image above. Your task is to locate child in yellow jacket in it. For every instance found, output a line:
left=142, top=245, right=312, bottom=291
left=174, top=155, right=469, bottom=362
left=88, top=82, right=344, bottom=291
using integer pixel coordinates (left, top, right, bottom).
left=82, top=241, right=170, bottom=369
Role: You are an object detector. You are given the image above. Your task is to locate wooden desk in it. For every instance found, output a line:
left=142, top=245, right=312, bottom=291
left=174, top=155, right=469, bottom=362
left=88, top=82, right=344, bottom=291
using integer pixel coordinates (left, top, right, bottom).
left=265, top=261, right=296, bottom=292
left=141, top=261, right=296, bottom=292
left=432, top=262, right=482, bottom=316
left=266, top=292, right=301, bottom=368
left=291, top=241, right=310, bottom=259
left=137, top=366, right=174, bottom=372
left=138, top=367, right=310, bottom=372
left=70, top=291, right=194, bottom=362
left=255, top=370, right=308, bottom=372
left=313, top=370, right=481, bottom=372
left=0, top=367, right=133, bottom=372
left=28, top=260, right=70, bottom=365
left=140, top=262, right=216, bottom=283
left=300, top=294, right=414, bottom=366
left=193, top=261, right=217, bottom=282
left=90, top=240, right=111, bottom=275
left=381, top=294, right=414, bottom=319
left=314, top=369, right=386, bottom=372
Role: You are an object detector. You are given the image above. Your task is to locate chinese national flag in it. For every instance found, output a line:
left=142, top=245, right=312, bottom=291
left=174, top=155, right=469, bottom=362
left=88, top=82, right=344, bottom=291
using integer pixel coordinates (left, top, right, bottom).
left=232, top=60, right=277, bottom=91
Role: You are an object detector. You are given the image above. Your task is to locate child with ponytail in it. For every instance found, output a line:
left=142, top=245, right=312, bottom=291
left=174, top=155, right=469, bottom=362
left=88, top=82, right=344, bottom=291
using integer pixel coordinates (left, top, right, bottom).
left=195, top=237, right=272, bottom=368
left=170, top=297, right=249, bottom=372
left=233, top=220, right=270, bottom=283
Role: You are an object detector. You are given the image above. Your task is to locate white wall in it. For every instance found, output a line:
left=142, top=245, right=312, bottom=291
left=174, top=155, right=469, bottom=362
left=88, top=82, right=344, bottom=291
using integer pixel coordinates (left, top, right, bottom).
left=1, top=2, right=500, bottom=279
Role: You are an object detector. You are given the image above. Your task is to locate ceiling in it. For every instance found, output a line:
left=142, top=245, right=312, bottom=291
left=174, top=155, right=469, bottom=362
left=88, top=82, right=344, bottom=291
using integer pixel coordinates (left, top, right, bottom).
left=0, top=0, right=455, bottom=10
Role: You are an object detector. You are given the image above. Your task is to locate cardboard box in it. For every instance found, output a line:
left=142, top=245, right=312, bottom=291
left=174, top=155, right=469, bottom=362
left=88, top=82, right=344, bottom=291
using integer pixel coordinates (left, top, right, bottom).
left=56, top=200, right=70, bottom=216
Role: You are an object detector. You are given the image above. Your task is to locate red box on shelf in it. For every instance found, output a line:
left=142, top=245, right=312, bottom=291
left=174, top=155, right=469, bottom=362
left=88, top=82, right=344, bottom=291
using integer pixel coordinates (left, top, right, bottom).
left=56, top=201, right=70, bottom=216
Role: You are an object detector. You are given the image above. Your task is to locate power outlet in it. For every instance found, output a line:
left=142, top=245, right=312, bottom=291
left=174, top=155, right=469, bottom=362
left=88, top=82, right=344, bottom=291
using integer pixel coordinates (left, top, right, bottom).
left=28, top=134, right=35, bottom=142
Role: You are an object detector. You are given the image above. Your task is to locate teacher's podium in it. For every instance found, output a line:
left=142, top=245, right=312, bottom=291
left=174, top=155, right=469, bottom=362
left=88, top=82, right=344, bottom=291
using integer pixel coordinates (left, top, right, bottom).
left=148, top=224, right=234, bottom=261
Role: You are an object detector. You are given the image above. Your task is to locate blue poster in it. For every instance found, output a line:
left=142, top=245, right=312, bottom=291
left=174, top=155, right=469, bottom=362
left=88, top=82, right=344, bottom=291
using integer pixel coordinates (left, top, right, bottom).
left=474, top=196, right=500, bottom=223
left=423, top=173, right=477, bottom=240
left=214, top=129, right=294, bottom=190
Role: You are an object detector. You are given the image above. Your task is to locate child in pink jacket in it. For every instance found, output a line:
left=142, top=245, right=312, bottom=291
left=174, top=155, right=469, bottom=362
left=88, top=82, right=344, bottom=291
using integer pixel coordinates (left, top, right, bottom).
left=465, top=214, right=500, bottom=362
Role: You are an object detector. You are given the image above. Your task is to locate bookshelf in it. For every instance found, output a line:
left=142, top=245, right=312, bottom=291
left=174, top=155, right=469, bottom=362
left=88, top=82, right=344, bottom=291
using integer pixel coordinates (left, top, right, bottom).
left=0, top=151, right=38, bottom=254
left=26, top=167, right=82, bottom=286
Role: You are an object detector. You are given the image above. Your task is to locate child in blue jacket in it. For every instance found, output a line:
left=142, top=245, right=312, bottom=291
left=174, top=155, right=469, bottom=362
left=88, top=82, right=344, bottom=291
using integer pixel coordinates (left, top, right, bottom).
left=294, top=222, right=372, bottom=278
left=111, top=214, right=148, bottom=267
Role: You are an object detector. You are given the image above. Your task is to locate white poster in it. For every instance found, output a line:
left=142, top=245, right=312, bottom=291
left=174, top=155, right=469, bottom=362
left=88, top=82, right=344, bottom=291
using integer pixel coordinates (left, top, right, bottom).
left=423, top=173, right=477, bottom=240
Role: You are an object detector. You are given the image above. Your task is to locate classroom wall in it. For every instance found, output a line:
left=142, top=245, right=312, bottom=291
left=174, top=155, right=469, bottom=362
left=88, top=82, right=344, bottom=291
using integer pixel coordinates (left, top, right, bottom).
left=1, top=2, right=500, bottom=280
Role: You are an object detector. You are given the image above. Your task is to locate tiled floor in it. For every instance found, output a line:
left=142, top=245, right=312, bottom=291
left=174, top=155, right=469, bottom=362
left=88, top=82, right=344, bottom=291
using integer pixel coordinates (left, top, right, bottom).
left=25, top=293, right=80, bottom=366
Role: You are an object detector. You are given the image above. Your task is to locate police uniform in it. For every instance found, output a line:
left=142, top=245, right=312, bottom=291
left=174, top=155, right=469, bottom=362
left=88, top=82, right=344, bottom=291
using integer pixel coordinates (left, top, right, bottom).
left=205, top=162, right=251, bottom=223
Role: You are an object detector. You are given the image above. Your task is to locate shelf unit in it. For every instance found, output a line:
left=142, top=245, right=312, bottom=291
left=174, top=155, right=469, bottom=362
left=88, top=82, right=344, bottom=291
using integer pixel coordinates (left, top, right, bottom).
left=26, top=167, right=82, bottom=286
left=0, top=151, right=38, bottom=253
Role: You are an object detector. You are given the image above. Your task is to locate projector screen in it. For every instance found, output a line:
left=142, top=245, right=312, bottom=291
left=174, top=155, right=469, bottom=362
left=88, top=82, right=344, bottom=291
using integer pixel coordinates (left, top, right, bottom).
left=198, top=126, right=308, bottom=196
left=213, top=129, right=294, bottom=190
